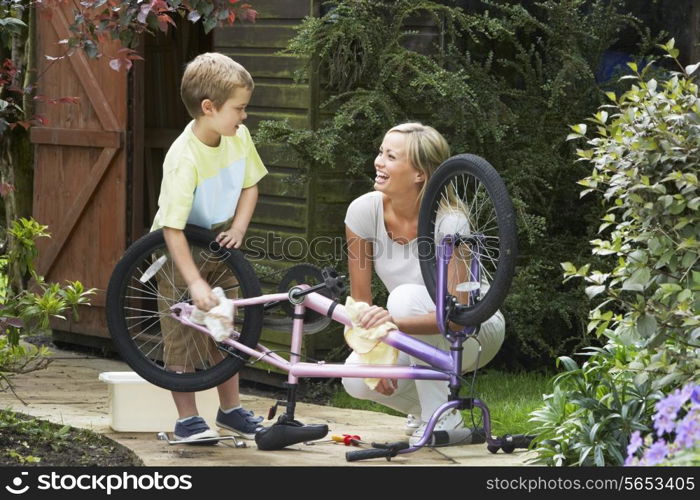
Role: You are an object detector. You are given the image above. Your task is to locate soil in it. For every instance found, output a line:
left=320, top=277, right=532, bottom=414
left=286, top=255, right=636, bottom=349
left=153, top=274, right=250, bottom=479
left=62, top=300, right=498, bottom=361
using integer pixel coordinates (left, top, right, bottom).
left=0, top=411, right=143, bottom=466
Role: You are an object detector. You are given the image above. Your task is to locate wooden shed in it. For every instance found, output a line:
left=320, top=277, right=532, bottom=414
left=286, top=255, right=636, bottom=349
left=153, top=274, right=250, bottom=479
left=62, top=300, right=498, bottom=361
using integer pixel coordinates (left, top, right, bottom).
left=31, top=0, right=364, bottom=382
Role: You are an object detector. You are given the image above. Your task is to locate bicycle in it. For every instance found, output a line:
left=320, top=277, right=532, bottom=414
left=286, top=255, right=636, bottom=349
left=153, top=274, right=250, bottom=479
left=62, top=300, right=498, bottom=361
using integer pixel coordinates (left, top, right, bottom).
left=105, top=154, right=533, bottom=461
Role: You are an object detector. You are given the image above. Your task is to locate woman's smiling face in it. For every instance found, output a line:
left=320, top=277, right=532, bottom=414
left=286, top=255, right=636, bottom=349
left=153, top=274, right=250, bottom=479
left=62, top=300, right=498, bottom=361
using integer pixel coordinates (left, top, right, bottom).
left=374, top=131, right=424, bottom=197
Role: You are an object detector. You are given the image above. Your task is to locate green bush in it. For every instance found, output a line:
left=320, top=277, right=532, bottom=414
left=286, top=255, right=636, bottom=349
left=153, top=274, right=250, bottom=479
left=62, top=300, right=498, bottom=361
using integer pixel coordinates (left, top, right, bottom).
left=0, top=218, right=95, bottom=394
left=530, top=40, right=700, bottom=466
left=256, top=0, right=657, bottom=368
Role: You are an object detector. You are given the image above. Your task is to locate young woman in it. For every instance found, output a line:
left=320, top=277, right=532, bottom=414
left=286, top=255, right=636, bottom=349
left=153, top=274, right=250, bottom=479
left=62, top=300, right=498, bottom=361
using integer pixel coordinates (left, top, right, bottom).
left=341, top=123, right=505, bottom=445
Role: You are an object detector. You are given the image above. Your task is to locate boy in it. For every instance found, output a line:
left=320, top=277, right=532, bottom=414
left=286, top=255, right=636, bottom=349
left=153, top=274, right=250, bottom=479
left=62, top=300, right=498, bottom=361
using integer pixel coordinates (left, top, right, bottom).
left=151, top=52, right=267, bottom=443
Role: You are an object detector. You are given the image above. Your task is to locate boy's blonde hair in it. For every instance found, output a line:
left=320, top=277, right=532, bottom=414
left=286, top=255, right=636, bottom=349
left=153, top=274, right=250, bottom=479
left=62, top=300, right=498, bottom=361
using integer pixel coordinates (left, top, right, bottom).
left=386, top=122, right=450, bottom=202
left=181, top=52, right=254, bottom=119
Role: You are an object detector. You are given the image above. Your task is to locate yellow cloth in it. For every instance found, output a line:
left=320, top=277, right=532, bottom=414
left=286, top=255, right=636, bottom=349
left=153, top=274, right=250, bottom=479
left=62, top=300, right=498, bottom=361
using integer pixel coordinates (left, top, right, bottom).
left=343, top=297, right=399, bottom=390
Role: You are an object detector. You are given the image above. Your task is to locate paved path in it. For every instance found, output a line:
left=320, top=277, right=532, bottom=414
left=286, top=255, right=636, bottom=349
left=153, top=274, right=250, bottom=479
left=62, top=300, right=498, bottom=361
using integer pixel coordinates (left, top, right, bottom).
left=0, top=347, right=531, bottom=467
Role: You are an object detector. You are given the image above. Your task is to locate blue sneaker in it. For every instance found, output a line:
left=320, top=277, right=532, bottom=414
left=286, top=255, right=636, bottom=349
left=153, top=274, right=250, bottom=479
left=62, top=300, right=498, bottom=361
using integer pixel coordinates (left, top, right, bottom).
left=173, top=416, right=220, bottom=444
left=216, top=407, right=264, bottom=439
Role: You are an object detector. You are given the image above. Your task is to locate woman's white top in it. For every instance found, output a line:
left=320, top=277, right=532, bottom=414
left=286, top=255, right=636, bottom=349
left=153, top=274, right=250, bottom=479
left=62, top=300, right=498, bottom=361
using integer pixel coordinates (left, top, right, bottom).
left=344, top=191, right=424, bottom=292
left=345, top=191, right=474, bottom=294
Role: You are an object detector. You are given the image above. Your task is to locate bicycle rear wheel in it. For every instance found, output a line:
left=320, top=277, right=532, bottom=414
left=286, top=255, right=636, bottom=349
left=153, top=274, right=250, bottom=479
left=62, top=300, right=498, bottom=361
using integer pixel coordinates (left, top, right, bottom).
left=418, top=154, right=517, bottom=327
left=106, top=225, right=264, bottom=392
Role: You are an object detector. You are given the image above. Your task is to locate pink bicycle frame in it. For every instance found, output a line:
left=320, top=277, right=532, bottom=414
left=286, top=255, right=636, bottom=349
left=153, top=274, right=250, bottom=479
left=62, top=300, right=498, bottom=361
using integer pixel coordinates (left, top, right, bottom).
left=170, top=235, right=496, bottom=452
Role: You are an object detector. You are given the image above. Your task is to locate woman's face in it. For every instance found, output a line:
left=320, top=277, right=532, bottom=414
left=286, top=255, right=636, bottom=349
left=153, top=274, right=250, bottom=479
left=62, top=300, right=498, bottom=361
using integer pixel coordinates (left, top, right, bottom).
left=374, top=132, right=423, bottom=197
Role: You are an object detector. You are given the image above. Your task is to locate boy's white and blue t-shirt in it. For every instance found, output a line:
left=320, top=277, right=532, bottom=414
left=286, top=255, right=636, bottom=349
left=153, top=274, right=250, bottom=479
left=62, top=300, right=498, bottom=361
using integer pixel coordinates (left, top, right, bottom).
left=151, top=122, right=267, bottom=231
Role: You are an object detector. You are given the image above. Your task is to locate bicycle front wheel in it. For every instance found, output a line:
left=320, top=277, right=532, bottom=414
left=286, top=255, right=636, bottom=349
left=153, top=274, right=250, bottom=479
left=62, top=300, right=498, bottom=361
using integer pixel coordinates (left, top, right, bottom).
left=418, top=154, right=517, bottom=327
left=106, top=225, right=264, bottom=392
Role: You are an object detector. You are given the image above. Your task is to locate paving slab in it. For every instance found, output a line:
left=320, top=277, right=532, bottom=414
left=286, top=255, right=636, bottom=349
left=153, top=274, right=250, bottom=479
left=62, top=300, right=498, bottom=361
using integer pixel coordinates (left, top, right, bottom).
left=0, top=347, right=532, bottom=467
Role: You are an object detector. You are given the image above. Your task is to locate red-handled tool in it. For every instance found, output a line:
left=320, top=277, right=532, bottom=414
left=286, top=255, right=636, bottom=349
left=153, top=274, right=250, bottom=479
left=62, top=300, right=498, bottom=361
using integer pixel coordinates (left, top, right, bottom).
left=332, top=434, right=364, bottom=446
left=304, top=434, right=366, bottom=446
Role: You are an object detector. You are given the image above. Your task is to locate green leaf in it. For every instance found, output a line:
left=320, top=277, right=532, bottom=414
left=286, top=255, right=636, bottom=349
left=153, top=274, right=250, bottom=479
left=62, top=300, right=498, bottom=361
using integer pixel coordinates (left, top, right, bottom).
left=622, top=268, right=651, bottom=292
left=636, top=314, right=657, bottom=338
left=203, top=17, right=217, bottom=33
left=571, top=123, right=587, bottom=136
left=685, top=62, right=700, bottom=76
left=585, top=285, right=606, bottom=299
left=557, top=356, right=579, bottom=372
left=0, top=17, right=28, bottom=32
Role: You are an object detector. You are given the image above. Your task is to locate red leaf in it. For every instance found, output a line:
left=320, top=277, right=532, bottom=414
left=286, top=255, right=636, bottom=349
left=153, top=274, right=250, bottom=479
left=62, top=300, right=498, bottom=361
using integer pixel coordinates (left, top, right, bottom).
left=156, top=14, right=175, bottom=33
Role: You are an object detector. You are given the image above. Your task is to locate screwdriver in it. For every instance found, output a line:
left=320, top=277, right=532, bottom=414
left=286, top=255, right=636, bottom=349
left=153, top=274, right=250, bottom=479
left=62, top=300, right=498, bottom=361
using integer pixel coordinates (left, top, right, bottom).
left=304, top=434, right=366, bottom=446
left=333, top=434, right=364, bottom=446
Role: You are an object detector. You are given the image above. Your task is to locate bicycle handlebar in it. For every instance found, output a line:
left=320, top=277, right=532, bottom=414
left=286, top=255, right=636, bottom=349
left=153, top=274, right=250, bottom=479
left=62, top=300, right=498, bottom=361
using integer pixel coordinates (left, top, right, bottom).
left=346, top=447, right=396, bottom=462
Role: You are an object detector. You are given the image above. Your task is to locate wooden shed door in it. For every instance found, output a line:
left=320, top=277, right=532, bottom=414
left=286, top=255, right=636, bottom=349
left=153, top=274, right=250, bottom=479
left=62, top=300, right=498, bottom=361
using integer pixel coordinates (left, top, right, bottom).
left=31, top=3, right=127, bottom=339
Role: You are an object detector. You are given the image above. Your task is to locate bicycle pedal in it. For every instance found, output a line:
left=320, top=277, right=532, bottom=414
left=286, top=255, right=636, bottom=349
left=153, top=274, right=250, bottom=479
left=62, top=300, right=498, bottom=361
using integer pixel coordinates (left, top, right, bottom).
left=155, top=432, right=246, bottom=448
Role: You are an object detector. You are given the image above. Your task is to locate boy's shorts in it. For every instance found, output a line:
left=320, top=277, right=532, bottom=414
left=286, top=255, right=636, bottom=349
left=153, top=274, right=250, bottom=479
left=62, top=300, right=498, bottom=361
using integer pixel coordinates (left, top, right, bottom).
left=156, top=251, right=239, bottom=370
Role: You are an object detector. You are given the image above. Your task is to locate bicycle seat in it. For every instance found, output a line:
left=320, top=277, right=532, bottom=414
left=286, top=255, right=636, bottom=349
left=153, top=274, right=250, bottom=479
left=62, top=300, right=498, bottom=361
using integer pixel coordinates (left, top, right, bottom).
left=255, top=415, right=329, bottom=451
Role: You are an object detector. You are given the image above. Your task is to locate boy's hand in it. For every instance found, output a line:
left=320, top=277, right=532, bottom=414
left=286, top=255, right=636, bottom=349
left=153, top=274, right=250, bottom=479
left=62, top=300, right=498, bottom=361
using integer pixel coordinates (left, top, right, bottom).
left=216, top=227, right=245, bottom=249
left=189, top=278, right=219, bottom=311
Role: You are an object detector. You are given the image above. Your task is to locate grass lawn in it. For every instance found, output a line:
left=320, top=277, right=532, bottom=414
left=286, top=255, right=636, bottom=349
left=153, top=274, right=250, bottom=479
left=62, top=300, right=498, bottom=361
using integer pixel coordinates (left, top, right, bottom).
left=329, top=369, right=552, bottom=437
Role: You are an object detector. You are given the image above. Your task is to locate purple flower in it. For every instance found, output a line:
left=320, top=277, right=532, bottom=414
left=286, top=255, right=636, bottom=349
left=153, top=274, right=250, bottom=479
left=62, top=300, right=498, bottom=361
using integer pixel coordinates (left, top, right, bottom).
left=654, top=391, right=684, bottom=435
left=691, top=386, right=700, bottom=408
left=680, top=384, right=696, bottom=405
left=653, top=413, right=675, bottom=435
left=674, top=409, right=700, bottom=449
left=642, top=438, right=668, bottom=466
left=626, top=430, right=643, bottom=457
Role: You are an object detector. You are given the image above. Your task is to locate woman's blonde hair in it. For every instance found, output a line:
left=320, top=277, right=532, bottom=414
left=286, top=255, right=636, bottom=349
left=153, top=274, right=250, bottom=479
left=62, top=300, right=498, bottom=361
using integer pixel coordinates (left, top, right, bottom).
left=386, top=122, right=450, bottom=202
left=181, top=52, right=254, bottom=118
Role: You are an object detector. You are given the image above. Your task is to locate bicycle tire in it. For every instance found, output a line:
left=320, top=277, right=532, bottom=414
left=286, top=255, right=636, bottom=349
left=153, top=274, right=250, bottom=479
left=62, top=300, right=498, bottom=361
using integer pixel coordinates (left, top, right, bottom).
left=106, top=225, right=264, bottom=392
left=417, top=154, right=517, bottom=326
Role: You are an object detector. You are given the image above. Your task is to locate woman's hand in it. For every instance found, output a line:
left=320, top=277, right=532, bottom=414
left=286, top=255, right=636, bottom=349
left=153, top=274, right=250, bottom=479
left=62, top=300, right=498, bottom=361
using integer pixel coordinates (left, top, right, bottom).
left=374, top=378, right=398, bottom=396
left=359, top=305, right=395, bottom=329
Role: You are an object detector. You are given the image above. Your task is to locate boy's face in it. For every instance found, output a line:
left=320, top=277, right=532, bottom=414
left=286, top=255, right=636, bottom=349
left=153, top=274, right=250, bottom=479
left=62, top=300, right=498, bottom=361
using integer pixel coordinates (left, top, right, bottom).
left=204, top=86, right=252, bottom=137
